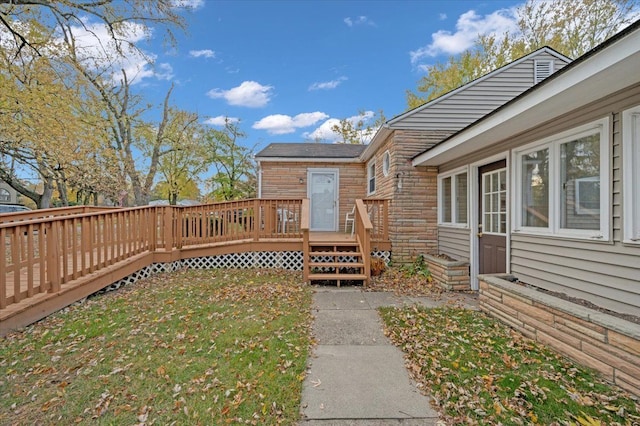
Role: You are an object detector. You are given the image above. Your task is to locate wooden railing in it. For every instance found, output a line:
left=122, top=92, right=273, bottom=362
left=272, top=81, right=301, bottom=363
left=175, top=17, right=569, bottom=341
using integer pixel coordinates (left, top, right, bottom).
left=0, top=206, right=121, bottom=224
left=354, top=199, right=373, bottom=284
left=362, top=199, right=389, bottom=242
left=1, top=199, right=304, bottom=311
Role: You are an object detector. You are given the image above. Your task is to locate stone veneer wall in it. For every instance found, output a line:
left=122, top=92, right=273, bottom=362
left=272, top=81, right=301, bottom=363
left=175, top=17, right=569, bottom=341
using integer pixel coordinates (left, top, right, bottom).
left=367, top=130, right=452, bottom=264
left=423, top=254, right=470, bottom=291
left=479, top=275, right=640, bottom=397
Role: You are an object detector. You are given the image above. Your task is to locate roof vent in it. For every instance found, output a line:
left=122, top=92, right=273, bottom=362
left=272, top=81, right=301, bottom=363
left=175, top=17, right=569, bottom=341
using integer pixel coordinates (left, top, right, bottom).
left=534, top=59, right=554, bottom=84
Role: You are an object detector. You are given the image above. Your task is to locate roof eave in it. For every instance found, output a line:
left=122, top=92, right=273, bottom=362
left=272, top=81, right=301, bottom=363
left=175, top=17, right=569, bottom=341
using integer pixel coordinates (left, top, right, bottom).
left=412, top=27, right=640, bottom=167
left=256, top=157, right=362, bottom=163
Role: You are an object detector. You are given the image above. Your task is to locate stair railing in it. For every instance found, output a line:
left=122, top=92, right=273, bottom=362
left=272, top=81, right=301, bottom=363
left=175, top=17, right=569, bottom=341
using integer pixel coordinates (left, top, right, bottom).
left=354, top=199, right=373, bottom=284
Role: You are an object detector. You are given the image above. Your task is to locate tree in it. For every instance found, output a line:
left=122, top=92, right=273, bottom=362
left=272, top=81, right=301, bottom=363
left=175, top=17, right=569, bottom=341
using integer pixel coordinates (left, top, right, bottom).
left=330, top=110, right=386, bottom=144
left=0, top=0, right=187, bottom=57
left=0, top=0, right=193, bottom=208
left=149, top=110, right=207, bottom=205
left=0, top=27, right=96, bottom=208
left=204, top=120, right=256, bottom=201
left=407, top=0, right=640, bottom=108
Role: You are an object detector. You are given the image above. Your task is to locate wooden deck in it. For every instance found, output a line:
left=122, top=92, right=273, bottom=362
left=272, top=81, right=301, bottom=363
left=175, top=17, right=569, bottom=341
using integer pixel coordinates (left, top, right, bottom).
left=1, top=199, right=390, bottom=334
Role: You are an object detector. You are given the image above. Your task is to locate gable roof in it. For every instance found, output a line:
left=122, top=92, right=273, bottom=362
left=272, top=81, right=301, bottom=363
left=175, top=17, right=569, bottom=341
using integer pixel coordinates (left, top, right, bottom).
left=255, top=143, right=366, bottom=162
left=361, top=47, right=571, bottom=161
left=411, top=19, right=640, bottom=166
left=388, top=47, right=570, bottom=127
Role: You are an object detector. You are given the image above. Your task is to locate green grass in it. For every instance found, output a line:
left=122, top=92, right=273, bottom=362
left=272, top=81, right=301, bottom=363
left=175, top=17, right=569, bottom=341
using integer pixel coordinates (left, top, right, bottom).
left=0, top=269, right=313, bottom=425
left=380, top=306, right=640, bottom=425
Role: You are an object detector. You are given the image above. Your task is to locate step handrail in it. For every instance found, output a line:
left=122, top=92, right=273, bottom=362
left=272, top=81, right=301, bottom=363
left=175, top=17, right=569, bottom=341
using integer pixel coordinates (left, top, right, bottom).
left=354, top=199, right=372, bottom=284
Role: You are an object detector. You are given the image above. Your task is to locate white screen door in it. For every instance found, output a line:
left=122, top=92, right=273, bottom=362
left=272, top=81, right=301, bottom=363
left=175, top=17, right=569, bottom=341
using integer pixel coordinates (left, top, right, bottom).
left=308, top=170, right=338, bottom=231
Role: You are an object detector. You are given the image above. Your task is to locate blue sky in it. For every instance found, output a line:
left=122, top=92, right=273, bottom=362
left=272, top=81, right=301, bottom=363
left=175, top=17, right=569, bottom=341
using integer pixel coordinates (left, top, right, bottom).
left=113, top=1, right=524, bottom=151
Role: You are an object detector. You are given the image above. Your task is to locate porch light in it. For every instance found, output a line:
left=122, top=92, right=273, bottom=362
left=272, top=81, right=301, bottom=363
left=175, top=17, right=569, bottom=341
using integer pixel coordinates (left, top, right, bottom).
left=299, top=178, right=304, bottom=184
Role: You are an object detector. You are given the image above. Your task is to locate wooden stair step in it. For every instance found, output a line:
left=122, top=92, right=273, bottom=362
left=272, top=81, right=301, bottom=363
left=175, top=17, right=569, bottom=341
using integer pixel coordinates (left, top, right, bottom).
left=309, top=262, right=364, bottom=268
left=309, top=251, right=361, bottom=257
left=309, top=243, right=359, bottom=249
left=308, top=273, right=368, bottom=281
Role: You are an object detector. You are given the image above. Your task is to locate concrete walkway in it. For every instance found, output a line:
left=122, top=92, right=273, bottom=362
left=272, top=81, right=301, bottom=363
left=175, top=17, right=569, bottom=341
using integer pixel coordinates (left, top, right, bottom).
left=300, top=287, right=478, bottom=425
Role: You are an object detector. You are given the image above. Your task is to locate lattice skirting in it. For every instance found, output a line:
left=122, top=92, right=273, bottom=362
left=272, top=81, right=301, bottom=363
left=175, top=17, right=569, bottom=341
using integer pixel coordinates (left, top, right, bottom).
left=93, top=250, right=391, bottom=297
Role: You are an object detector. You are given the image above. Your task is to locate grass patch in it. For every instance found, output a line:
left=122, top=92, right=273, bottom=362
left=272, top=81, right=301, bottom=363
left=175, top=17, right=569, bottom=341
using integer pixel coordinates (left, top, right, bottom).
left=1, top=268, right=312, bottom=425
left=380, top=306, right=640, bottom=425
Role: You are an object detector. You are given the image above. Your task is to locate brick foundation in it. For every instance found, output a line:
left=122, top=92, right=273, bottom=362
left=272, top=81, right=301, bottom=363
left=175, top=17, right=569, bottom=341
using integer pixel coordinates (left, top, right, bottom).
left=423, top=254, right=470, bottom=291
left=479, top=275, right=640, bottom=397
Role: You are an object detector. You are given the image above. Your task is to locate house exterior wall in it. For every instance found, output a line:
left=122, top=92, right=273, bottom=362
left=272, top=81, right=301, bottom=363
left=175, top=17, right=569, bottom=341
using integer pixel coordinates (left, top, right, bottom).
left=396, top=51, right=569, bottom=131
left=259, top=161, right=366, bottom=231
left=0, top=181, right=17, bottom=204
left=440, top=83, right=640, bottom=315
left=437, top=227, right=470, bottom=261
left=367, top=130, right=451, bottom=263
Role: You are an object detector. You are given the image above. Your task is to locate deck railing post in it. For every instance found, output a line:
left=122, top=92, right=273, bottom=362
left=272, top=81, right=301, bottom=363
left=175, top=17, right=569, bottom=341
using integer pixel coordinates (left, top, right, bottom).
left=163, top=206, right=173, bottom=251
left=47, top=221, right=61, bottom=293
left=253, top=199, right=261, bottom=241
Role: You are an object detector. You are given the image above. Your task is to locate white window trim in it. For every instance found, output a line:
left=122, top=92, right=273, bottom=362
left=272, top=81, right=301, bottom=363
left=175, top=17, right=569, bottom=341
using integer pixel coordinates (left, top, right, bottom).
left=623, top=105, right=640, bottom=243
left=437, top=166, right=469, bottom=228
left=382, top=151, right=391, bottom=177
left=367, top=159, right=376, bottom=195
left=512, top=117, right=610, bottom=241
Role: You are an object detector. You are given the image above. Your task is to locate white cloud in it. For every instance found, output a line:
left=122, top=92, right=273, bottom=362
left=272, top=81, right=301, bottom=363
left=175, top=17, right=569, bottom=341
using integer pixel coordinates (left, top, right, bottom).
left=410, top=8, right=519, bottom=63
left=439, top=13, right=447, bottom=21
left=252, top=112, right=329, bottom=135
left=303, top=112, right=377, bottom=143
left=204, top=116, right=239, bottom=126
left=207, top=81, right=273, bottom=108
left=189, top=49, right=215, bottom=58
left=171, top=0, right=205, bottom=9
left=308, top=76, right=347, bottom=91
left=344, top=16, right=376, bottom=27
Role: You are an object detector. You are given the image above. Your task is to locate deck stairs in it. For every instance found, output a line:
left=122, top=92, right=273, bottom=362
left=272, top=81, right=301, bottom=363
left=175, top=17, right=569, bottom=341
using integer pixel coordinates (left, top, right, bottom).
left=306, top=239, right=367, bottom=286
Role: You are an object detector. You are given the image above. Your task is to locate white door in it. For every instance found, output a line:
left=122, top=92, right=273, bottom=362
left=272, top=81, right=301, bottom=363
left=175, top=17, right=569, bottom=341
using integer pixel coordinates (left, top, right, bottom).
left=308, top=169, right=338, bottom=231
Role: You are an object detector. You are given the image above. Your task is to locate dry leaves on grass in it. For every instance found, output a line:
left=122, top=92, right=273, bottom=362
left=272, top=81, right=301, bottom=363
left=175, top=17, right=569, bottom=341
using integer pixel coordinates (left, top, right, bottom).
left=381, top=306, right=640, bottom=425
left=0, top=268, right=313, bottom=425
left=365, top=267, right=444, bottom=297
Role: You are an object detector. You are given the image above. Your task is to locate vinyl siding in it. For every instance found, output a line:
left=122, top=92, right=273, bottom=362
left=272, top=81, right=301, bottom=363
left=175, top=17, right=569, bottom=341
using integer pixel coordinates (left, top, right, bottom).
left=438, top=226, right=470, bottom=261
left=396, top=52, right=568, bottom=131
left=449, top=83, right=640, bottom=315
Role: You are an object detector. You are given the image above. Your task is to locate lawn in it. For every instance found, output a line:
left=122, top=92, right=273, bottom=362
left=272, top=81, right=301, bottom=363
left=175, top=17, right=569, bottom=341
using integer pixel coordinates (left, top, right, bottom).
left=381, top=305, right=640, bottom=426
left=0, top=269, right=313, bottom=425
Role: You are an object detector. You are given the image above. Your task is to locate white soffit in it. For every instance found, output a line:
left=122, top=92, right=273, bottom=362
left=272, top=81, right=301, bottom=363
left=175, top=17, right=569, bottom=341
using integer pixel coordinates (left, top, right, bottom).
left=412, top=29, right=640, bottom=167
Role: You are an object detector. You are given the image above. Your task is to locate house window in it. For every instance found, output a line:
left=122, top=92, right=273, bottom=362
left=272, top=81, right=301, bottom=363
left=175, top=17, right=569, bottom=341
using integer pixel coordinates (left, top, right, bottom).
left=514, top=118, right=609, bottom=239
left=0, top=188, right=9, bottom=202
left=438, top=169, right=468, bottom=226
left=623, top=105, right=640, bottom=243
left=367, top=160, right=376, bottom=195
left=382, top=151, right=391, bottom=177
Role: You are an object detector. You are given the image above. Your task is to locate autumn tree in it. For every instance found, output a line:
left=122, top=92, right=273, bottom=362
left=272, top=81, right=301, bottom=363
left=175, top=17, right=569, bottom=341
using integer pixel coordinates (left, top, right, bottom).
left=407, top=0, right=640, bottom=108
left=0, top=0, right=187, bottom=56
left=146, top=110, right=207, bottom=205
left=330, top=110, right=386, bottom=144
left=0, top=0, right=194, bottom=207
left=204, top=120, right=256, bottom=201
left=0, top=25, right=99, bottom=208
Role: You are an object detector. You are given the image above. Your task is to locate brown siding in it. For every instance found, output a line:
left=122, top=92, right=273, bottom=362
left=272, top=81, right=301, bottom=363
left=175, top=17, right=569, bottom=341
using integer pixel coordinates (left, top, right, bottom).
left=260, top=161, right=366, bottom=230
